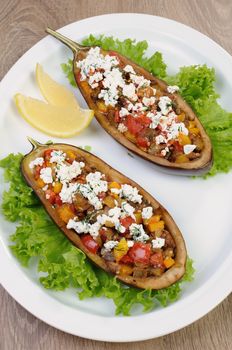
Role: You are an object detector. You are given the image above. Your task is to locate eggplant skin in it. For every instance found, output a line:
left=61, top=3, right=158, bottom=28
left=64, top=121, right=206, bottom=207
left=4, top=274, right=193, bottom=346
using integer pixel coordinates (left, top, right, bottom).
left=73, top=50, right=213, bottom=176
left=21, top=142, right=187, bottom=290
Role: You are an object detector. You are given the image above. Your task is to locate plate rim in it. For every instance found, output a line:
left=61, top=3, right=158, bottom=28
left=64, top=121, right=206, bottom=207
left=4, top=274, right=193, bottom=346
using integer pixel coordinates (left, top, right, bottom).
left=0, top=13, right=232, bottom=342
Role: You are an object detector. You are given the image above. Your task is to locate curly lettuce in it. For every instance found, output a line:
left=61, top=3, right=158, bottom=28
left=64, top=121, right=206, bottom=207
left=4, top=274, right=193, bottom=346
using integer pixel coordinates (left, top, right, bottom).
left=0, top=153, right=194, bottom=315
left=61, top=35, right=232, bottom=177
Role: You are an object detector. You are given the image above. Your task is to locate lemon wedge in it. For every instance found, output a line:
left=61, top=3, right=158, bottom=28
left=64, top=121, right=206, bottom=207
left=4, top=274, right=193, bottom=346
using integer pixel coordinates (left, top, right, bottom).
left=15, top=93, right=94, bottom=138
left=35, top=63, right=78, bottom=109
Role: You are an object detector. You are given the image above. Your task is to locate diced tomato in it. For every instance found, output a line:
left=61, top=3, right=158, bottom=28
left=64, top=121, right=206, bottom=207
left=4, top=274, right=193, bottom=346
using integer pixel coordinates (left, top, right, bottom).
left=136, top=136, right=150, bottom=148
left=45, top=189, right=56, bottom=205
left=172, top=141, right=183, bottom=153
left=44, top=149, right=54, bottom=161
left=55, top=195, right=63, bottom=207
left=120, top=216, right=135, bottom=231
left=150, top=251, right=164, bottom=268
left=108, top=51, right=118, bottom=57
left=137, top=114, right=152, bottom=127
left=114, top=109, right=120, bottom=123
left=34, top=164, right=44, bottom=180
left=126, top=115, right=144, bottom=136
left=120, top=254, right=134, bottom=264
left=128, top=242, right=151, bottom=264
left=81, top=235, right=99, bottom=254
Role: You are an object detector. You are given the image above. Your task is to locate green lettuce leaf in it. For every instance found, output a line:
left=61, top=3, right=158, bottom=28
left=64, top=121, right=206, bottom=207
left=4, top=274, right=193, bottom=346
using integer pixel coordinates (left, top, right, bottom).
left=0, top=153, right=194, bottom=315
left=61, top=35, right=232, bottom=177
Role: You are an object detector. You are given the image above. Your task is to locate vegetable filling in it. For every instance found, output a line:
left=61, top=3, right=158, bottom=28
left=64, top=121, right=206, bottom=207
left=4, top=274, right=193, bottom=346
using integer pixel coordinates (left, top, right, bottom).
left=75, top=47, right=204, bottom=163
left=30, top=148, right=177, bottom=279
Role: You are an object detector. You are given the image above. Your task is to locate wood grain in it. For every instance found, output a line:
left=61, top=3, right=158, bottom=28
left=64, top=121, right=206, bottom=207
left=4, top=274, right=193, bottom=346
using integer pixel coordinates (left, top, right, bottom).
left=0, top=0, right=232, bottom=349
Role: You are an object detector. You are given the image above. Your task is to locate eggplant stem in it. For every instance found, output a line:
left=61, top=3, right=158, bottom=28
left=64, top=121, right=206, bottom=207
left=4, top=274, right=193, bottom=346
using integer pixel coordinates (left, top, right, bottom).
left=45, top=27, right=87, bottom=53
left=27, top=137, right=43, bottom=150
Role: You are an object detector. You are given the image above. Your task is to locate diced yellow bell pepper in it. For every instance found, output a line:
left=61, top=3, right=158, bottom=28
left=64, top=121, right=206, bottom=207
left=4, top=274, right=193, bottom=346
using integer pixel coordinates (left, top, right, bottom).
left=178, top=133, right=191, bottom=146
left=37, top=178, right=45, bottom=188
left=164, top=257, right=175, bottom=268
left=119, top=264, right=133, bottom=276
left=53, top=181, right=62, bottom=194
left=105, top=220, right=115, bottom=228
left=189, top=127, right=200, bottom=135
left=109, top=181, right=121, bottom=189
left=134, top=211, right=143, bottom=224
left=175, top=154, right=189, bottom=163
left=148, top=220, right=164, bottom=232
left=188, top=121, right=196, bottom=129
left=57, top=204, right=75, bottom=223
left=103, top=195, right=116, bottom=208
left=177, top=113, right=185, bottom=122
left=144, top=214, right=160, bottom=226
left=113, top=238, right=129, bottom=262
left=66, top=150, right=76, bottom=161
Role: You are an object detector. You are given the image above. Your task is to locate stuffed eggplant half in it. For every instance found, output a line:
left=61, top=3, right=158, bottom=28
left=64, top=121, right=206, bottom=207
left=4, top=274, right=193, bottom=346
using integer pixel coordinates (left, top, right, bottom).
left=21, top=139, right=187, bottom=289
left=46, top=28, right=213, bottom=176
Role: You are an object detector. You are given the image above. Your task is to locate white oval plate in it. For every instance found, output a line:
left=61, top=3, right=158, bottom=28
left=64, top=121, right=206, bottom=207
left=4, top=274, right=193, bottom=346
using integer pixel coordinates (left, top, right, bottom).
left=0, top=14, right=232, bottom=342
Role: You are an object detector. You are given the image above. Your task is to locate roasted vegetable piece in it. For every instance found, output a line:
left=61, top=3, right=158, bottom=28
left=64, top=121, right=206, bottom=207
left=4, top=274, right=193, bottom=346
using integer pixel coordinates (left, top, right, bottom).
left=45, top=28, right=213, bottom=176
left=21, top=138, right=187, bottom=290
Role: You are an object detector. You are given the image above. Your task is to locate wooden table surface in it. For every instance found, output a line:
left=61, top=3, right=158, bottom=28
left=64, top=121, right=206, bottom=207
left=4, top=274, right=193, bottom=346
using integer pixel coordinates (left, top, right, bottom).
left=1, top=0, right=232, bottom=349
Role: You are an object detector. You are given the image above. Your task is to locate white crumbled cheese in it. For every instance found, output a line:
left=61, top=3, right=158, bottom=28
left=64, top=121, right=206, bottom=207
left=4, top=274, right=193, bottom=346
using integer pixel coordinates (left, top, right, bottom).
left=118, top=123, right=128, bottom=133
left=120, top=184, right=142, bottom=204
left=152, top=88, right=157, bottom=95
left=98, top=89, right=118, bottom=106
left=122, top=83, right=137, bottom=101
left=152, top=237, right=165, bottom=249
left=50, top=150, right=66, bottom=164
left=77, top=183, right=102, bottom=210
left=161, top=147, right=170, bottom=156
left=104, top=240, right=118, bottom=251
left=103, top=68, right=124, bottom=89
left=89, top=222, right=101, bottom=239
left=40, top=167, right=53, bottom=184
left=56, top=161, right=85, bottom=183
left=167, top=85, right=179, bottom=94
left=115, top=222, right=126, bottom=233
left=127, top=102, right=134, bottom=111
left=184, top=144, right=197, bottom=154
left=155, top=134, right=167, bottom=144
left=158, top=96, right=172, bottom=115
left=132, top=102, right=146, bottom=112
left=67, top=218, right=90, bottom=234
left=142, top=207, right=153, bottom=220
left=77, top=47, right=118, bottom=81
left=127, top=240, right=134, bottom=248
left=129, top=223, right=149, bottom=242
left=147, top=111, right=162, bottom=129
left=59, top=182, right=78, bottom=203
left=86, top=171, right=108, bottom=195
left=110, top=187, right=121, bottom=195
left=166, top=122, right=189, bottom=140
left=130, top=74, right=150, bottom=89
left=42, top=185, right=48, bottom=191
left=88, top=72, right=103, bottom=88
left=98, top=68, right=125, bottom=106
left=119, top=107, right=129, bottom=117
left=142, top=96, right=156, bottom=107
left=123, top=65, right=135, bottom=74
left=96, top=204, right=134, bottom=234
left=121, top=202, right=135, bottom=219
left=29, top=157, right=44, bottom=169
